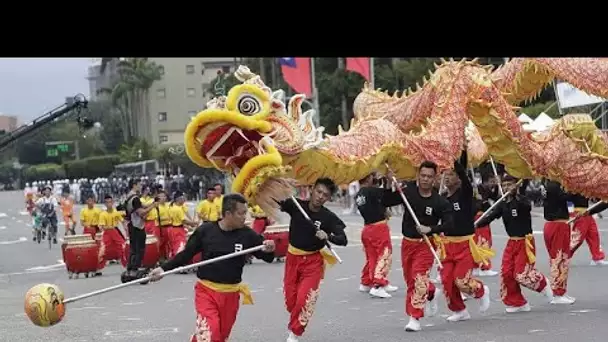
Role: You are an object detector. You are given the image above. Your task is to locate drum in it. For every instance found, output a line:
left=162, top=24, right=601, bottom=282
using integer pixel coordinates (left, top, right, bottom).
left=62, top=234, right=99, bottom=279
left=120, top=234, right=160, bottom=269
left=263, top=224, right=289, bottom=260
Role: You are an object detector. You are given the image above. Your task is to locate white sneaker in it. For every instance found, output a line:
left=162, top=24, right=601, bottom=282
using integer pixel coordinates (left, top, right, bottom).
left=359, top=284, right=371, bottom=292
left=461, top=292, right=469, bottom=301
left=404, top=317, right=421, bottom=332
left=478, top=269, right=499, bottom=277
left=479, top=285, right=491, bottom=313
left=287, top=331, right=299, bottom=342
left=446, top=309, right=471, bottom=322
left=384, top=284, right=398, bottom=293
left=551, top=295, right=575, bottom=305
left=505, top=303, right=531, bottom=313
left=542, top=285, right=554, bottom=303
left=590, top=260, right=608, bottom=266
left=472, top=268, right=480, bottom=277
left=426, top=288, right=441, bottom=317
left=565, top=294, right=576, bottom=302
left=369, top=287, right=392, bottom=298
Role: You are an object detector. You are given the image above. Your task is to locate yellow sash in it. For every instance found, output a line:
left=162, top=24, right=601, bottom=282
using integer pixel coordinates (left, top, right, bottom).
left=509, top=235, right=536, bottom=264
left=198, top=279, right=253, bottom=305
left=573, top=207, right=587, bottom=214
left=436, top=235, right=495, bottom=266
left=287, top=245, right=338, bottom=266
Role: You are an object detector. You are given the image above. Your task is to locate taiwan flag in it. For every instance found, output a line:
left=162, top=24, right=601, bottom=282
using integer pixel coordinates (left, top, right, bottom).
left=279, top=57, right=312, bottom=97
left=346, top=57, right=371, bottom=81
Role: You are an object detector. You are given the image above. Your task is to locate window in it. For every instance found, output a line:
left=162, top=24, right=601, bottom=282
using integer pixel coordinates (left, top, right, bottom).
left=158, top=66, right=165, bottom=76
left=159, top=135, right=169, bottom=143
left=157, top=88, right=166, bottom=98
left=221, top=66, right=231, bottom=74
left=186, top=88, right=196, bottom=97
left=186, top=65, right=195, bottom=74
left=158, top=112, right=167, bottom=122
left=188, top=110, right=198, bottom=120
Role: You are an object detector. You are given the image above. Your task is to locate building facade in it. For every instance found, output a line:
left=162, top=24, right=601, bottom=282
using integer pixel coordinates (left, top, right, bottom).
left=0, top=115, right=18, bottom=132
left=86, top=58, right=239, bottom=145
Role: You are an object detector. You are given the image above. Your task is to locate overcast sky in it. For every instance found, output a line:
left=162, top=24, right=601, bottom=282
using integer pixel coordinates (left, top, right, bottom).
left=0, top=58, right=91, bottom=122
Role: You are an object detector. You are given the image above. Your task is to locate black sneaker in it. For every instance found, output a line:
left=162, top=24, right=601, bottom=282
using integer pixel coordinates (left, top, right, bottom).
left=53, top=238, right=57, bottom=244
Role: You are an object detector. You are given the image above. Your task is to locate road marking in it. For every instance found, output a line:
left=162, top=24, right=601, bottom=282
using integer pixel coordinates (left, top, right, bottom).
left=25, top=260, right=65, bottom=271
left=166, top=297, right=188, bottom=302
left=0, top=268, right=64, bottom=277
left=20, top=211, right=29, bottom=216
left=529, top=329, right=545, bottom=333
left=17, top=220, right=22, bottom=223
left=335, top=277, right=351, bottom=281
left=71, top=306, right=106, bottom=311
left=104, top=327, right=179, bottom=337
left=0, top=226, right=5, bottom=230
left=0, top=213, right=7, bottom=218
left=0, top=237, right=27, bottom=245
left=570, top=309, right=596, bottom=313
left=121, top=302, right=145, bottom=306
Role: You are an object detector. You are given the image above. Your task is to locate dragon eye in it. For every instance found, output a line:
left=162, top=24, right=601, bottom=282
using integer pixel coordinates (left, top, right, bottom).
left=237, top=94, right=261, bottom=115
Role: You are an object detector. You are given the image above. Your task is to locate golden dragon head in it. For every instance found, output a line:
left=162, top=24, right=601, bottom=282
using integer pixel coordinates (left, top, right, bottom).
left=184, top=66, right=325, bottom=212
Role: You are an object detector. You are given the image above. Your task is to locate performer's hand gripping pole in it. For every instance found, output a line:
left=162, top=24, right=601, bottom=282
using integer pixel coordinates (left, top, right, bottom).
left=489, top=156, right=504, bottom=196
left=385, top=164, right=443, bottom=269
left=290, top=196, right=343, bottom=264
left=63, top=245, right=265, bottom=305
left=474, top=179, right=523, bottom=226
left=568, top=201, right=605, bottom=225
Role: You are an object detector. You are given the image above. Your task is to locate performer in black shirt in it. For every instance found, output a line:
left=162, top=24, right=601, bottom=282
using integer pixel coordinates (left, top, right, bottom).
left=383, top=161, right=452, bottom=332
left=475, top=175, right=554, bottom=312
left=356, top=173, right=399, bottom=299
left=438, top=150, right=492, bottom=322
left=567, top=193, right=607, bottom=265
left=472, top=177, right=500, bottom=277
left=542, top=179, right=575, bottom=304
left=123, top=178, right=158, bottom=279
left=150, top=193, right=275, bottom=342
left=278, top=177, right=347, bottom=342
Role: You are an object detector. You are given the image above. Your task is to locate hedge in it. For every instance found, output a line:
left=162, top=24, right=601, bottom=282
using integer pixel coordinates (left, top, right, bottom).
left=23, top=163, right=65, bottom=181
left=64, top=155, right=120, bottom=179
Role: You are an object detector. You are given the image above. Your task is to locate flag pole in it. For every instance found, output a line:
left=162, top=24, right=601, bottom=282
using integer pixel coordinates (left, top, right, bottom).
left=370, top=57, right=375, bottom=89
left=311, top=57, right=320, bottom=127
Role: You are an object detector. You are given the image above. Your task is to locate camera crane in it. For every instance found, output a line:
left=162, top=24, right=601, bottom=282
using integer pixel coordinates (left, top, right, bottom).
left=0, top=94, right=89, bottom=153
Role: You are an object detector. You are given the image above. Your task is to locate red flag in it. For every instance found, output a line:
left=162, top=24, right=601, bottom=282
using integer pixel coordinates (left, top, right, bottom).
left=279, top=58, right=312, bottom=97
left=345, top=57, right=371, bottom=81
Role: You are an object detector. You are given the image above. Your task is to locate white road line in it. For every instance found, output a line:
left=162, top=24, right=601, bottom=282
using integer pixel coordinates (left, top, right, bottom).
left=166, top=297, right=188, bottom=302
left=20, top=211, right=29, bottom=216
left=25, top=260, right=65, bottom=271
left=0, top=237, right=27, bottom=245
left=121, top=302, right=145, bottom=306
left=0, top=268, right=64, bottom=277
left=0, top=226, right=6, bottom=230
left=71, top=306, right=106, bottom=311
left=17, top=220, right=22, bottom=223
left=0, top=213, right=7, bottom=218
left=104, top=328, right=179, bottom=337
left=335, top=277, right=351, bottom=281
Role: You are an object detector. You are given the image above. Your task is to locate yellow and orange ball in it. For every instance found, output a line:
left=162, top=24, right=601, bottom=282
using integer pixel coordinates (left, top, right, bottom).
left=24, top=283, right=66, bottom=327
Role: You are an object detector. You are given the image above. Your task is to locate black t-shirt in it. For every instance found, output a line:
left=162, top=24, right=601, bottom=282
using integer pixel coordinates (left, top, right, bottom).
left=543, top=180, right=570, bottom=221
left=569, top=193, right=588, bottom=209
left=444, top=152, right=474, bottom=236
left=476, top=181, right=532, bottom=237
left=279, top=199, right=348, bottom=252
left=355, top=186, right=397, bottom=225
left=161, top=222, right=274, bottom=284
left=125, top=194, right=143, bottom=228
left=385, top=181, right=453, bottom=239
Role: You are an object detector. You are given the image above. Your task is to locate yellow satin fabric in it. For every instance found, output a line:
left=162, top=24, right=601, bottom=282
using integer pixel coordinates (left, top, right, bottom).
left=509, top=234, right=536, bottom=264
left=435, top=235, right=496, bottom=266
left=198, top=279, right=253, bottom=305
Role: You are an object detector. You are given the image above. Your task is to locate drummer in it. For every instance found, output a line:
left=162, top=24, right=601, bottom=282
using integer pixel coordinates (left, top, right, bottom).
left=156, top=191, right=172, bottom=262
left=79, top=195, right=101, bottom=239
left=98, top=195, right=126, bottom=268
left=196, top=187, right=219, bottom=223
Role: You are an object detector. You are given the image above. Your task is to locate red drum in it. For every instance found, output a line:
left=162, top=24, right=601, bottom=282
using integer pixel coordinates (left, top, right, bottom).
left=120, top=234, right=160, bottom=269
left=263, top=224, right=289, bottom=260
left=62, top=234, right=99, bottom=279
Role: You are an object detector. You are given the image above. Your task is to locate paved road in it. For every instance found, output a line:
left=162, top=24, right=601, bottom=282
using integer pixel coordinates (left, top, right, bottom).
left=2, top=191, right=608, bottom=341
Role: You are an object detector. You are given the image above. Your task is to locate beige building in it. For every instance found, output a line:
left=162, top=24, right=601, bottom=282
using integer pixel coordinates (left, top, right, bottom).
left=148, top=58, right=239, bottom=145
left=87, top=57, right=240, bottom=145
left=0, top=115, right=18, bottom=132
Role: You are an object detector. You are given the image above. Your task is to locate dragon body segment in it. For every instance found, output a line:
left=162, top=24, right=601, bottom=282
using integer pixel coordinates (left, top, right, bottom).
left=184, top=58, right=608, bottom=216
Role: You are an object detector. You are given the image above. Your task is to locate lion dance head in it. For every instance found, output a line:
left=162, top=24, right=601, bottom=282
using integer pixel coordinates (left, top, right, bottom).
left=184, top=66, right=325, bottom=216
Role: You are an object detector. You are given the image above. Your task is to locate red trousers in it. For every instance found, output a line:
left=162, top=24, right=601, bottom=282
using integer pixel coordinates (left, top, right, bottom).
left=360, top=221, right=392, bottom=287
left=283, top=250, right=324, bottom=337
left=251, top=218, right=269, bottom=235
left=83, top=226, right=98, bottom=240
left=543, top=221, right=570, bottom=296
left=167, top=226, right=187, bottom=259
left=191, top=282, right=240, bottom=342
left=500, top=237, right=548, bottom=307
left=473, top=215, right=493, bottom=271
left=570, top=213, right=605, bottom=261
left=440, top=239, right=485, bottom=312
left=144, top=220, right=161, bottom=242
left=401, top=238, right=436, bottom=319
left=159, top=226, right=170, bottom=259
left=101, top=228, right=125, bottom=261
